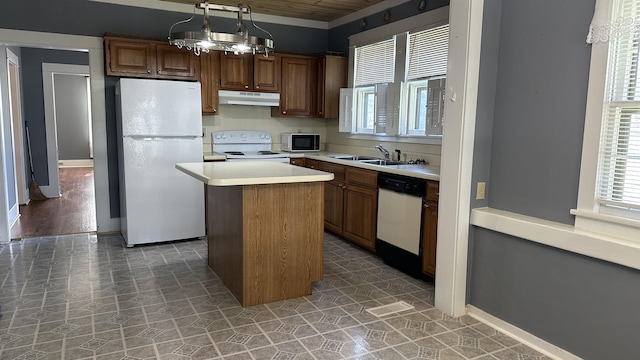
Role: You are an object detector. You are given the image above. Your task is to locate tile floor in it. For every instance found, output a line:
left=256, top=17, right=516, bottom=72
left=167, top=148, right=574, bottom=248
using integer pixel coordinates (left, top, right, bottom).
left=0, top=232, right=553, bottom=360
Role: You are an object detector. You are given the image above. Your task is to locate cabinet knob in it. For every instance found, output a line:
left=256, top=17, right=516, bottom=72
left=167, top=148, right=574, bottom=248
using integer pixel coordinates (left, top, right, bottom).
left=244, top=85, right=249, bottom=89
left=147, top=69, right=151, bottom=73
left=256, top=86, right=260, bottom=89
left=282, top=111, right=287, bottom=114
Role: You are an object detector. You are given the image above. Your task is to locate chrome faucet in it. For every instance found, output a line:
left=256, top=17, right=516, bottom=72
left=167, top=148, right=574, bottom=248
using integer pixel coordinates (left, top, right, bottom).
left=375, top=144, right=390, bottom=160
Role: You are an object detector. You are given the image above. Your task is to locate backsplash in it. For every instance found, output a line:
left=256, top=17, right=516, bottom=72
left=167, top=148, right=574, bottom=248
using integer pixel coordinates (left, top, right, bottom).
left=201, top=105, right=327, bottom=152
left=202, top=106, right=442, bottom=166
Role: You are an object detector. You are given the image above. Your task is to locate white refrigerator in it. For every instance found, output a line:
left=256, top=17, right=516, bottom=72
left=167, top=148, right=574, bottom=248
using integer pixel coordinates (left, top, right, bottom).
left=116, top=78, right=205, bottom=247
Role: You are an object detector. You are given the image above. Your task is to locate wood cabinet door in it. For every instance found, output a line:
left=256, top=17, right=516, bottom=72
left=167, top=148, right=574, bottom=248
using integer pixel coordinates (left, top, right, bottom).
left=422, top=200, right=438, bottom=276
left=253, top=54, right=279, bottom=92
left=275, top=56, right=316, bottom=117
left=343, top=184, right=377, bottom=251
left=220, top=53, right=252, bottom=90
left=105, top=38, right=155, bottom=77
left=200, top=51, right=220, bottom=114
left=324, top=180, right=344, bottom=235
left=155, top=44, right=199, bottom=80
left=317, top=56, right=346, bottom=118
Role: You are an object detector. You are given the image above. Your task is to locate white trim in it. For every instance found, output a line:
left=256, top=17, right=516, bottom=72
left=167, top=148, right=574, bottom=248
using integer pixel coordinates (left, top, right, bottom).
left=8, top=202, right=18, bottom=230
left=0, top=28, right=119, bottom=233
left=470, top=207, right=640, bottom=271
left=434, top=0, right=483, bottom=317
left=7, top=49, right=27, bottom=205
left=42, top=63, right=91, bottom=198
left=88, top=0, right=328, bottom=29
left=466, top=305, right=581, bottom=360
left=59, top=159, right=94, bottom=168
left=330, top=0, right=412, bottom=29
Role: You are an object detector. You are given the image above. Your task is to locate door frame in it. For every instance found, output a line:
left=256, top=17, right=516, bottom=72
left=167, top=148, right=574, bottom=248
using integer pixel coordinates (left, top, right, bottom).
left=7, top=49, right=26, bottom=206
left=41, top=63, right=90, bottom=197
left=0, top=28, right=119, bottom=239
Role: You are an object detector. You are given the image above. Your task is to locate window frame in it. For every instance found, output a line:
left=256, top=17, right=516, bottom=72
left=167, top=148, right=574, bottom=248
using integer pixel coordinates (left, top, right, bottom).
left=344, top=7, right=450, bottom=144
left=572, top=0, right=640, bottom=242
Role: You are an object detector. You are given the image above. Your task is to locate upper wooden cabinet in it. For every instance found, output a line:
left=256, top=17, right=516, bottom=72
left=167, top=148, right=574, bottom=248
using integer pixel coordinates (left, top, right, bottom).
left=105, top=36, right=199, bottom=81
left=272, top=55, right=316, bottom=118
left=200, top=51, right=221, bottom=115
left=156, top=43, right=199, bottom=79
left=317, top=55, right=347, bottom=119
left=219, top=53, right=279, bottom=92
left=105, top=37, right=155, bottom=78
left=253, top=54, right=280, bottom=92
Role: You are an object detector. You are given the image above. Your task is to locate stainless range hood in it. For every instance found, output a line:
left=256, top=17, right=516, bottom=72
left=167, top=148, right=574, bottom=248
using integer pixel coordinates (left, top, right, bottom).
left=218, top=90, right=280, bottom=107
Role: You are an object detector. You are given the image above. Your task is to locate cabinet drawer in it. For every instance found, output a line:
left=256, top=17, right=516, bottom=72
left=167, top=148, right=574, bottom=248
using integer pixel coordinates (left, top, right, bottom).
left=427, top=181, right=439, bottom=201
left=305, top=159, right=320, bottom=170
left=346, top=167, right=377, bottom=188
left=289, top=158, right=305, bottom=167
left=318, top=161, right=345, bottom=180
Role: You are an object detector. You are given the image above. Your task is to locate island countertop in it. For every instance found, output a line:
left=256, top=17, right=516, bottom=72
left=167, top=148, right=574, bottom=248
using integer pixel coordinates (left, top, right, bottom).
left=176, top=161, right=334, bottom=186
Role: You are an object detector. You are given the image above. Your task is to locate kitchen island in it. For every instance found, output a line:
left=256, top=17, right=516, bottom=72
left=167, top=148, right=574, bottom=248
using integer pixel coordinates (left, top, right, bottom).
left=176, top=161, right=334, bottom=307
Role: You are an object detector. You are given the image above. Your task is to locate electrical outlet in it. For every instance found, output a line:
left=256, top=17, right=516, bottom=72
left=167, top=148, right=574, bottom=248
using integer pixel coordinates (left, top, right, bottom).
left=476, top=182, right=486, bottom=200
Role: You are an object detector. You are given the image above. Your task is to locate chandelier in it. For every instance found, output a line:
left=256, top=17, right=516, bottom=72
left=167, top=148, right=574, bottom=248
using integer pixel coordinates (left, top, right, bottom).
left=168, top=2, right=274, bottom=56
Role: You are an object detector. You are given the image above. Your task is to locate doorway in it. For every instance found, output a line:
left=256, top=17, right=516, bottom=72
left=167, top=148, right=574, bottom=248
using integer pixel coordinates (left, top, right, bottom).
left=9, top=60, right=97, bottom=238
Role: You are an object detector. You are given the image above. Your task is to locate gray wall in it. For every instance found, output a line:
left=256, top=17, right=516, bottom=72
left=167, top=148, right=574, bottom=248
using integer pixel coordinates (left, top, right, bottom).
left=54, top=74, right=91, bottom=160
left=20, top=48, right=90, bottom=185
left=468, top=1, right=640, bottom=359
left=486, top=0, right=589, bottom=225
left=328, top=0, right=450, bottom=54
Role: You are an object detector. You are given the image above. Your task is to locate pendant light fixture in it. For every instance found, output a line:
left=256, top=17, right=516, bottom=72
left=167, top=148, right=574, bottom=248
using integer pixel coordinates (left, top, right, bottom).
left=168, top=2, right=274, bottom=56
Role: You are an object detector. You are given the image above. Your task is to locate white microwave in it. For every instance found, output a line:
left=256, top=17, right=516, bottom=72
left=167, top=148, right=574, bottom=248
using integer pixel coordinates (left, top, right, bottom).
left=281, top=133, right=321, bottom=152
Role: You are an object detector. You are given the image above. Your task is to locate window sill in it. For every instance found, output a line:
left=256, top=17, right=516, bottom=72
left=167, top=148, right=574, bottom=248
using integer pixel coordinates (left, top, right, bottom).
left=346, top=133, right=443, bottom=145
left=470, top=207, right=640, bottom=271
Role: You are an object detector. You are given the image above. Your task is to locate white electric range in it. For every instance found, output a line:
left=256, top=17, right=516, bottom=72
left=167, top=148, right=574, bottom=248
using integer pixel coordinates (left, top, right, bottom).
left=211, top=130, right=290, bottom=163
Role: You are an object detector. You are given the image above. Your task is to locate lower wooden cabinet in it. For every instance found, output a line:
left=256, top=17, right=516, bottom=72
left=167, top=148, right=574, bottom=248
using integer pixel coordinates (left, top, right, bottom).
left=422, top=181, right=439, bottom=276
left=319, top=161, right=377, bottom=251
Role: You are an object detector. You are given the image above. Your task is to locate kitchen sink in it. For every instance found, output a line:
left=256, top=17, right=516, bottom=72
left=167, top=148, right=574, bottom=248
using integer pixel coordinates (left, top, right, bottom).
left=330, top=155, right=381, bottom=161
left=358, top=159, right=407, bottom=166
left=329, top=155, right=406, bottom=166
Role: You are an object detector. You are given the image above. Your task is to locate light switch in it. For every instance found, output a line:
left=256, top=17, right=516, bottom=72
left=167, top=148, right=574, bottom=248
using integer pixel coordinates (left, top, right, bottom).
left=476, top=182, right=486, bottom=200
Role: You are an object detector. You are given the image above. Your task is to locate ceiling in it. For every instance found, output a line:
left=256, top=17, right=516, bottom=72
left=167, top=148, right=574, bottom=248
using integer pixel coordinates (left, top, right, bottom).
left=160, top=0, right=387, bottom=22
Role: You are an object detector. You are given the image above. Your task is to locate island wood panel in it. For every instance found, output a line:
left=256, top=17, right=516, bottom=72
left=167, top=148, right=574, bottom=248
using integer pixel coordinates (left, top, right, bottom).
left=207, top=185, right=244, bottom=300
left=207, top=181, right=324, bottom=307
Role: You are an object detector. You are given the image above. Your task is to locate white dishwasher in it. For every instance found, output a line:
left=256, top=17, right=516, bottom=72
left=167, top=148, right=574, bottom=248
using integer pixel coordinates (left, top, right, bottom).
left=376, top=173, right=426, bottom=278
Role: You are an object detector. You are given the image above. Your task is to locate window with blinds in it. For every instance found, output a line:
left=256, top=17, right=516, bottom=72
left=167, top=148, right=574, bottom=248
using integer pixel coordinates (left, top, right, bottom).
left=404, top=24, right=449, bottom=136
left=407, top=24, right=449, bottom=81
left=597, top=0, right=640, bottom=211
left=354, top=38, right=396, bottom=86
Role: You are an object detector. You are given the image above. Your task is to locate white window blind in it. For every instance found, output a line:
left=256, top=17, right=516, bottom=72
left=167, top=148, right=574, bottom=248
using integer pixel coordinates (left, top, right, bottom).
left=597, top=0, right=640, bottom=210
left=407, top=24, right=449, bottom=80
left=354, top=38, right=396, bottom=86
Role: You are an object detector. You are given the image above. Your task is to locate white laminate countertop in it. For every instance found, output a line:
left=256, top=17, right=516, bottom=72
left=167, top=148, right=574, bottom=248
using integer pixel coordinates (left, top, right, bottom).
left=201, top=151, right=440, bottom=181
left=176, top=161, right=334, bottom=186
left=303, top=153, right=440, bottom=181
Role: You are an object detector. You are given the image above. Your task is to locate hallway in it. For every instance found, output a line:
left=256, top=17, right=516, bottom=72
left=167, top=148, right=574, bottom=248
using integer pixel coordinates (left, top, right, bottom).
left=10, top=167, right=96, bottom=239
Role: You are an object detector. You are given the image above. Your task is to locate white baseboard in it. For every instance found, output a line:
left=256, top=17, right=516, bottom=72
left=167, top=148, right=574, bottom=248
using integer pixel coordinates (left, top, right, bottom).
left=59, top=159, right=94, bottom=168
left=466, top=305, right=582, bottom=360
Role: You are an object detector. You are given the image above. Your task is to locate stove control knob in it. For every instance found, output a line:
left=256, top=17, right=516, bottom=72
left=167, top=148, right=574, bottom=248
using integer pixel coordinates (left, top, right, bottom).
left=241, top=133, right=246, bottom=138
left=215, top=135, right=221, bottom=139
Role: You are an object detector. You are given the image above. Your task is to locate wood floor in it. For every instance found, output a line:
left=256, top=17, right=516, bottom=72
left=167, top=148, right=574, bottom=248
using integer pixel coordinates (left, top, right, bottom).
left=10, top=167, right=96, bottom=239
